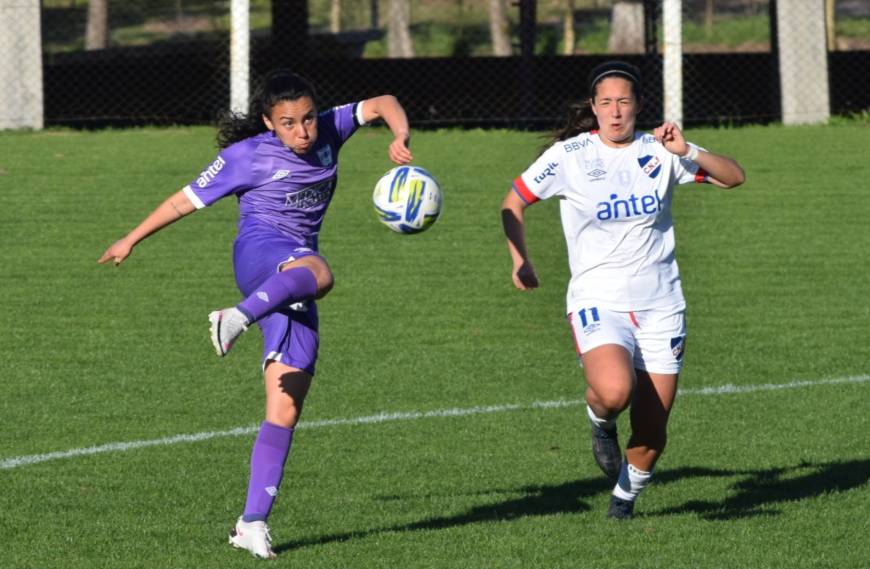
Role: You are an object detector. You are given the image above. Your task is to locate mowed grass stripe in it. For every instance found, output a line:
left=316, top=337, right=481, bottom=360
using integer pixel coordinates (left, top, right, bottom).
left=3, top=374, right=867, bottom=471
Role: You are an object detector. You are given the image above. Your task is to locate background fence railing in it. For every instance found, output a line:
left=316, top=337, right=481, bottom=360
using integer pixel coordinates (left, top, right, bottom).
left=2, top=0, right=869, bottom=130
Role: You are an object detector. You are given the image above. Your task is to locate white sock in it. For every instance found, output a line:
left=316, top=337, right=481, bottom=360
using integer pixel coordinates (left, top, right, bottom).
left=612, top=461, right=653, bottom=502
left=586, top=404, right=617, bottom=432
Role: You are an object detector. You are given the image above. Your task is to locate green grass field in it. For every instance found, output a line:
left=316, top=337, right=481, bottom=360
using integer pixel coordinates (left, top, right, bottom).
left=1, top=122, right=868, bottom=568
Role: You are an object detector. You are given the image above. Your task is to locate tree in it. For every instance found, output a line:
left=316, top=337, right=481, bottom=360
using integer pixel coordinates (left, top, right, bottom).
left=489, top=0, right=511, bottom=56
left=607, top=1, right=644, bottom=54
left=705, top=0, right=715, bottom=37
left=371, top=0, right=380, bottom=29
left=825, top=0, right=836, bottom=51
left=563, top=0, right=575, bottom=55
left=331, top=0, right=342, bottom=34
left=85, top=0, right=108, bottom=50
left=388, top=0, right=414, bottom=58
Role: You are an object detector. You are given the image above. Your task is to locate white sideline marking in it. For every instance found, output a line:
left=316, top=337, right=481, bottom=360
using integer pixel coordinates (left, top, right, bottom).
left=2, top=374, right=867, bottom=471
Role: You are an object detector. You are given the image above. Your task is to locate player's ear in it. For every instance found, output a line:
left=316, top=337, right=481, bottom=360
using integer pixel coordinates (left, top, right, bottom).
left=262, top=114, right=274, bottom=131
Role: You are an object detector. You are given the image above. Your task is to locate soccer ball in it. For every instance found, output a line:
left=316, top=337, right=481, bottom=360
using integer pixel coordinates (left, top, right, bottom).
left=372, top=166, right=442, bottom=234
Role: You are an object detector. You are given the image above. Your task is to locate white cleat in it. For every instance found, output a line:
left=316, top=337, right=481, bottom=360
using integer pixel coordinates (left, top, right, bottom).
left=229, top=517, right=277, bottom=560
left=208, top=307, right=249, bottom=357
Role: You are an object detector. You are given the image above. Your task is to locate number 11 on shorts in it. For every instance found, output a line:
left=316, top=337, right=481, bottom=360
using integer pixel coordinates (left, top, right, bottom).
left=578, top=307, right=600, bottom=328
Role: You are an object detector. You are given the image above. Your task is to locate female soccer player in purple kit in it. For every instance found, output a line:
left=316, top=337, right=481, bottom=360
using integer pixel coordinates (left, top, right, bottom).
left=99, top=70, right=412, bottom=559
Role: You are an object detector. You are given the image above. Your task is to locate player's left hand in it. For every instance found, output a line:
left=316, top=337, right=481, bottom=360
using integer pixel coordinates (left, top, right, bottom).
left=654, top=122, right=689, bottom=157
left=388, top=135, right=413, bottom=165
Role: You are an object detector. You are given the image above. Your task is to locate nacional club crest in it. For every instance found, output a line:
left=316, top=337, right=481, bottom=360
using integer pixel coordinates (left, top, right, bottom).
left=670, top=336, right=685, bottom=361
left=638, top=155, right=662, bottom=179
left=317, top=146, right=334, bottom=167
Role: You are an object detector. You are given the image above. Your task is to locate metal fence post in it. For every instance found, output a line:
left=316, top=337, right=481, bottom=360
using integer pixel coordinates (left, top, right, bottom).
left=230, top=0, right=250, bottom=115
left=776, top=0, right=831, bottom=124
left=0, top=0, right=43, bottom=130
left=662, top=0, right=683, bottom=125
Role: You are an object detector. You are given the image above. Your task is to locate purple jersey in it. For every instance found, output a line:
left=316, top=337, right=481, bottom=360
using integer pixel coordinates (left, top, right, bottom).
left=183, top=102, right=364, bottom=248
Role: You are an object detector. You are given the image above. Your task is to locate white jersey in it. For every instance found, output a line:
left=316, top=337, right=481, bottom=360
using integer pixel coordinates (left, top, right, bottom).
left=513, top=130, right=708, bottom=313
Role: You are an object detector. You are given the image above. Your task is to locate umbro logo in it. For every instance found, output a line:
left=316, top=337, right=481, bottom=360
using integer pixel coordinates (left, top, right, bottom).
left=587, top=169, right=606, bottom=179
left=257, top=291, right=270, bottom=302
left=272, top=169, right=291, bottom=180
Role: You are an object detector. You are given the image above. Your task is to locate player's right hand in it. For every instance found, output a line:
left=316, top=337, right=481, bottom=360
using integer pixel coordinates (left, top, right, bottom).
left=512, top=261, right=540, bottom=290
left=388, top=135, right=413, bottom=165
left=97, top=239, right=133, bottom=266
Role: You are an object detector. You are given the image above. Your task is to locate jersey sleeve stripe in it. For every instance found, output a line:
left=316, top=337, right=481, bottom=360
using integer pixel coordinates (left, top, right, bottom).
left=354, top=101, right=366, bottom=127
left=512, top=176, right=539, bottom=204
left=695, top=168, right=709, bottom=183
left=182, top=185, right=206, bottom=209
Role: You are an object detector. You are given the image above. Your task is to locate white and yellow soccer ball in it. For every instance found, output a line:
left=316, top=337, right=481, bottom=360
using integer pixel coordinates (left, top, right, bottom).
left=372, top=166, right=442, bottom=234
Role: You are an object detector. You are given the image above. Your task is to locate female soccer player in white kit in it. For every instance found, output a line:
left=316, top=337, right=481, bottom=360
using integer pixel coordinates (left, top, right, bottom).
left=501, top=61, right=745, bottom=519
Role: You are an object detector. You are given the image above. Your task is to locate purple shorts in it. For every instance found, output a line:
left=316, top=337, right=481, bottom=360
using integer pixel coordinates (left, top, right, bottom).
left=233, top=226, right=321, bottom=375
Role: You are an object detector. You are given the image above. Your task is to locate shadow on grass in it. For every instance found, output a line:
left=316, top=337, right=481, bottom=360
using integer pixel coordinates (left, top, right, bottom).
left=652, top=458, right=870, bottom=520
left=274, top=458, right=870, bottom=552
left=274, top=476, right=609, bottom=552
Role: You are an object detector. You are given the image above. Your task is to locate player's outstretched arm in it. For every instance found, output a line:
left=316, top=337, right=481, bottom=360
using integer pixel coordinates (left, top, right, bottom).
left=97, top=189, right=196, bottom=266
left=360, top=95, right=413, bottom=165
left=654, top=121, right=745, bottom=188
left=501, top=190, right=540, bottom=291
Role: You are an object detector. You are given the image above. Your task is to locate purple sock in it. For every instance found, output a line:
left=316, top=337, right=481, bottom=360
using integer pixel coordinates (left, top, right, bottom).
left=237, top=267, right=318, bottom=323
left=242, top=421, right=294, bottom=522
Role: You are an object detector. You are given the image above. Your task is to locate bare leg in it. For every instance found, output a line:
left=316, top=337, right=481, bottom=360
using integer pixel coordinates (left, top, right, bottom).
left=625, top=369, right=678, bottom=472
left=264, top=361, right=312, bottom=428
left=581, top=344, right=635, bottom=479
left=582, top=343, right=635, bottom=420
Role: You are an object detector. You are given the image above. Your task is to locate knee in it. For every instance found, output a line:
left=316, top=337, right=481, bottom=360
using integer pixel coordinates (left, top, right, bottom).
left=632, top=426, right=668, bottom=454
left=283, top=257, right=334, bottom=297
left=304, top=258, right=334, bottom=297
left=593, top=388, right=633, bottom=415
left=268, top=407, right=301, bottom=429
left=266, top=392, right=305, bottom=428
left=315, top=269, right=334, bottom=297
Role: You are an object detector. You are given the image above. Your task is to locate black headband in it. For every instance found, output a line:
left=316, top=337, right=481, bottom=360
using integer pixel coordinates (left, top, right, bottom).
left=589, top=69, right=640, bottom=88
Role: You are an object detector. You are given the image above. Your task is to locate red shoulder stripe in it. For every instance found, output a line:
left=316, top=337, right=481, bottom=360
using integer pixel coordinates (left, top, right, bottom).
left=512, top=176, right=539, bottom=204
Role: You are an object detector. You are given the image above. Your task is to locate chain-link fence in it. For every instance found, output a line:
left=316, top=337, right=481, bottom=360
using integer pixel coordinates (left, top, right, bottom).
left=2, top=0, right=869, bottom=130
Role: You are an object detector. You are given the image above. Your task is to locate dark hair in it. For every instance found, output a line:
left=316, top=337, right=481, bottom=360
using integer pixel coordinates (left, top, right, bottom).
left=216, top=70, right=319, bottom=149
left=550, top=61, right=643, bottom=142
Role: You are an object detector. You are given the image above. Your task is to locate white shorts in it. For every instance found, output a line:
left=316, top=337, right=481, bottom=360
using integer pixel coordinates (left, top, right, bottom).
left=567, top=303, right=687, bottom=375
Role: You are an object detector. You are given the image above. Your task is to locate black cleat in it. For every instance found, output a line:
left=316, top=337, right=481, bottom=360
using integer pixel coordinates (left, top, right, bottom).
left=607, top=496, right=635, bottom=520
left=590, top=421, right=622, bottom=480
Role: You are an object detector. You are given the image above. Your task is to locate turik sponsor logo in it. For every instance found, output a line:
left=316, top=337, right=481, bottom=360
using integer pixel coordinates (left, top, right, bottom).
left=533, top=162, right=559, bottom=184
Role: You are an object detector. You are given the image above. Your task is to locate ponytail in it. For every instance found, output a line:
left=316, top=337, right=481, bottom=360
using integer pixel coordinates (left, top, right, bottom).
left=551, top=100, right=598, bottom=142
left=216, top=110, right=266, bottom=149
